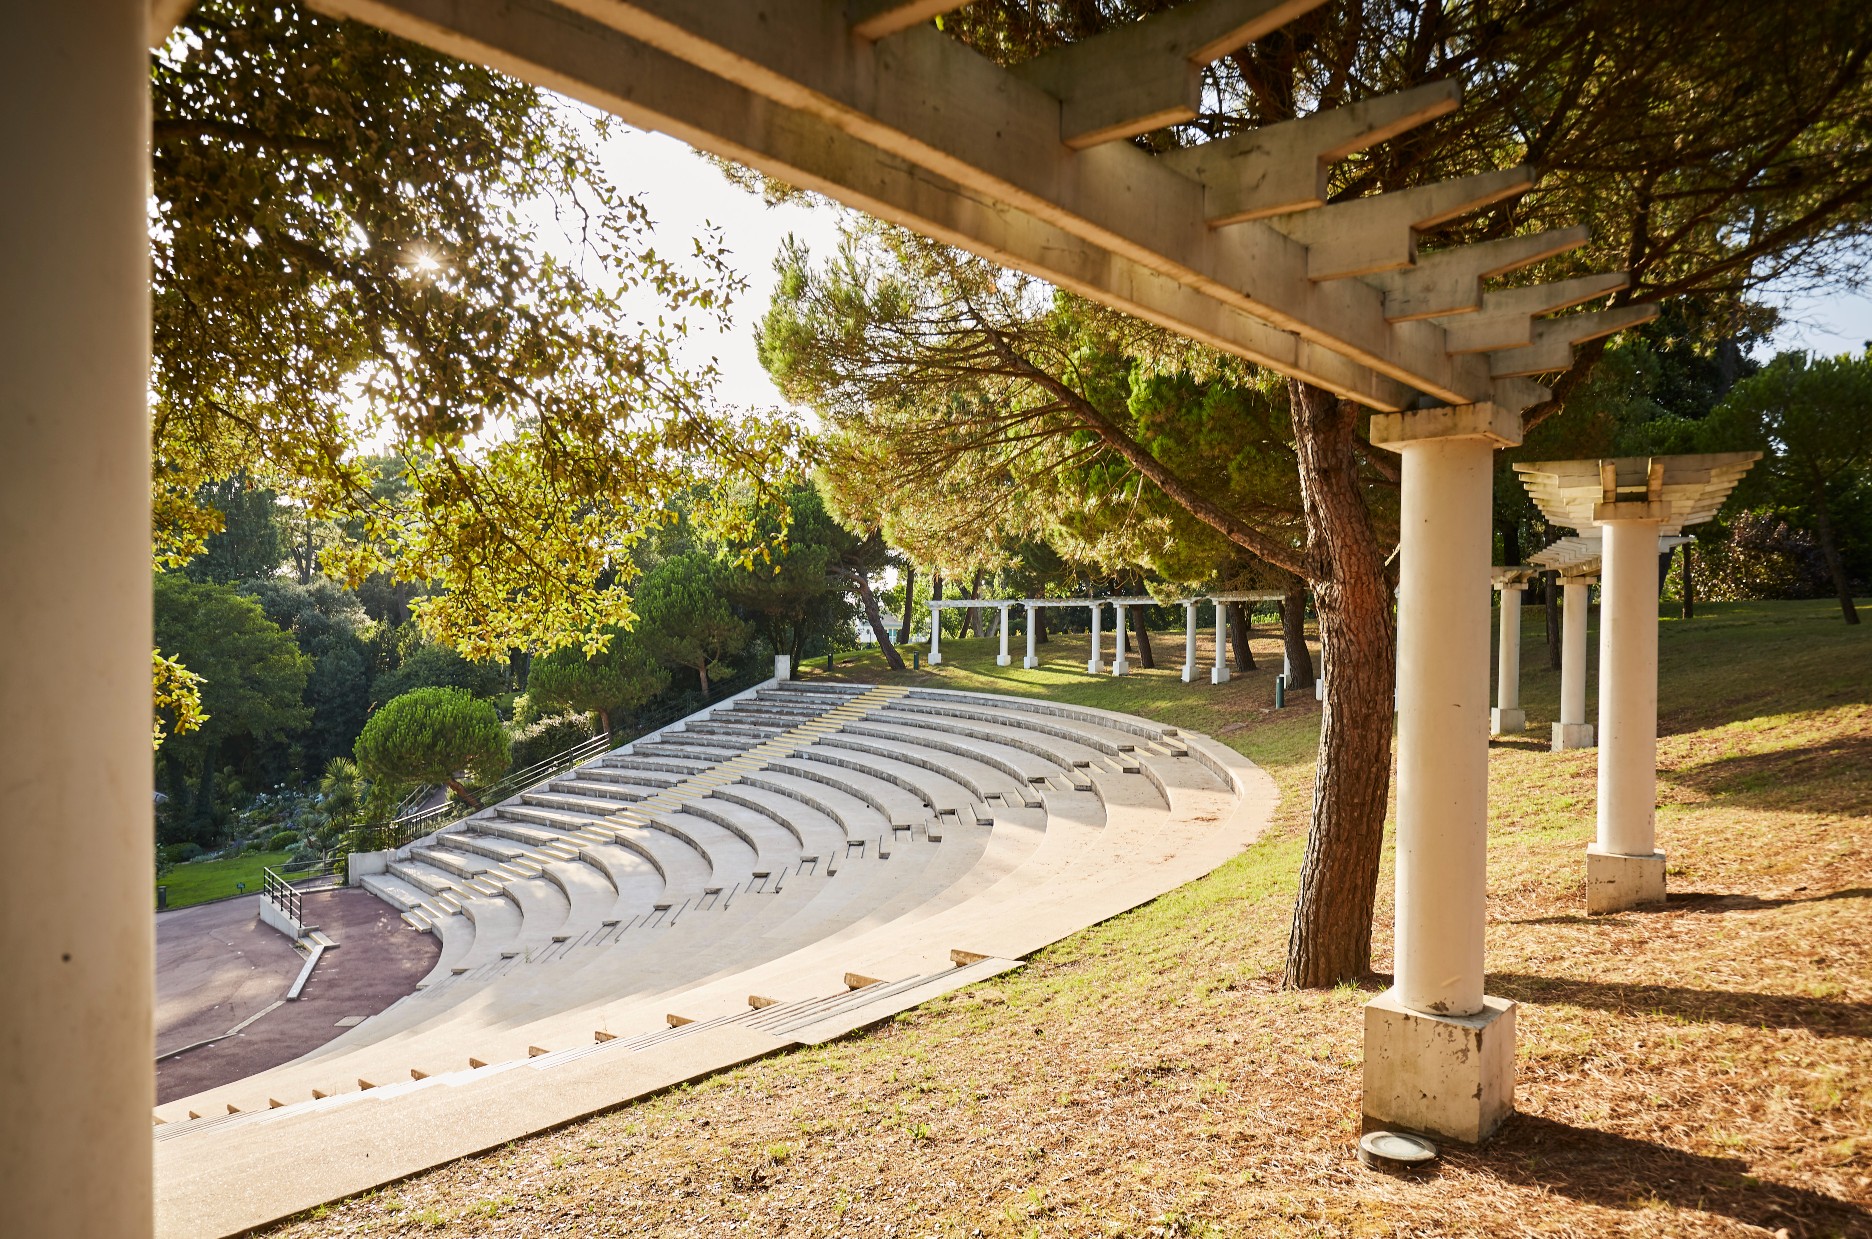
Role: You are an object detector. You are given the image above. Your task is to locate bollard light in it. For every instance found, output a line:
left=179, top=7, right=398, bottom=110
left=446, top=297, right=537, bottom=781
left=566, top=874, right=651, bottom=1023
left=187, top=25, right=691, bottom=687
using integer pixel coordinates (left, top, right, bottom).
left=1275, top=674, right=1286, bottom=709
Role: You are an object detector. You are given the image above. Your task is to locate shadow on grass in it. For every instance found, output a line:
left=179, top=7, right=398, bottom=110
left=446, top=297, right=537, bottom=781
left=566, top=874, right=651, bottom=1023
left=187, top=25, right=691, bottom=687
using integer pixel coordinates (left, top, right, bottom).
left=1490, top=973, right=1871, bottom=1039
left=1660, top=735, right=1872, bottom=806
left=1471, top=1114, right=1872, bottom=1236
left=1508, top=886, right=1872, bottom=927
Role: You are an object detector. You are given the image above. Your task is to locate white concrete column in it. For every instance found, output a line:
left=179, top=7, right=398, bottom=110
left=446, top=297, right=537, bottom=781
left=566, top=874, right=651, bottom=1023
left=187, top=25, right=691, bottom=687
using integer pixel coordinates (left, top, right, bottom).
left=1210, top=600, right=1230, bottom=684
left=1111, top=604, right=1130, bottom=675
left=1181, top=601, right=1198, bottom=682
left=996, top=604, right=1011, bottom=666
left=1086, top=602, right=1103, bottom=674
left=2, top=5, right=154, bottom=1234
left=1553, top=578, right=1596, bottom=750
left=1024, top=604, right=1039, bottom=669
left=1492, top=584, right=1526, bottom=734
left=927, top=601, right=942, bottom=664
left=1362, top=404, right=1518, bottom=1146
left=1590, top=516, right=1666, bottom=912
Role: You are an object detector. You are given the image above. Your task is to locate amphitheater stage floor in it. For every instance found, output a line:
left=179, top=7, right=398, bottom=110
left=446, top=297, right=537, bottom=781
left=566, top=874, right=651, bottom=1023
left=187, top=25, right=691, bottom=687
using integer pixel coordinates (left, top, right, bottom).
left=156, top=887, right=439, bottom=1104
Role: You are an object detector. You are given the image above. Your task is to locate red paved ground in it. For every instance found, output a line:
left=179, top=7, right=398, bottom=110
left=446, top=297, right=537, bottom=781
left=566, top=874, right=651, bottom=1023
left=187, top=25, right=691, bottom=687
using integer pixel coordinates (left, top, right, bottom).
left=156, top=887, right=439, bottom=1105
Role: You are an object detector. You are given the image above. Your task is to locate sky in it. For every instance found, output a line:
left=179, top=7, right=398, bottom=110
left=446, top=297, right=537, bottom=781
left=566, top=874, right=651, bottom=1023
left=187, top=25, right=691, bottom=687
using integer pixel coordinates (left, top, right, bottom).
left=593, top=121, right=1872, bottom=414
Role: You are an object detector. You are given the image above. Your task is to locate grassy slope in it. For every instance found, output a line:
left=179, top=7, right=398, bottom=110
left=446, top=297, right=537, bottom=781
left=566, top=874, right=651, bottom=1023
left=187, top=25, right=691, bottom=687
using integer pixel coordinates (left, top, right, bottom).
left=273, top=601, right=1870, bottom=1238
left=158, top=850, right=292, bottom=910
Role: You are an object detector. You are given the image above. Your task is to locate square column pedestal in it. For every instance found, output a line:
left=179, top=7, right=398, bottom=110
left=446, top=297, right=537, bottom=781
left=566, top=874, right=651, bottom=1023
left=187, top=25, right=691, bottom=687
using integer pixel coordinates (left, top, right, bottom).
left=1586, top=842, right=1666, bottom=914
left=1365, top=402, right=1521, bottom=1145
left=1364, top=991, right=1516, bottom=1144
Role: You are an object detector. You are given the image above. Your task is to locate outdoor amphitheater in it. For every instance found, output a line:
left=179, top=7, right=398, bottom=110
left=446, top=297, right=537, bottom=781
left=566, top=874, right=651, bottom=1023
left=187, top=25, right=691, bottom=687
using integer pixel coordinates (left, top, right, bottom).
left=153, top=674, right=1271, bottom=1237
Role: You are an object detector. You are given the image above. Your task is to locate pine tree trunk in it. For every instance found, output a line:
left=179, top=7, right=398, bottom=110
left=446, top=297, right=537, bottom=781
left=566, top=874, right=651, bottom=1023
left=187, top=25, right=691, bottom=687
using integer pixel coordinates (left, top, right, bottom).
left=855, top=571, right=907, bottom=669
left=1279, top=579, right=1315, bottom=689
left=1811, top=494, right=1861, bottom=625
left=1136, top=623, right=1156, bottom=669
left=1036, top=607, right=1049, bottom=644
left=597, top=708, right=612, bottom=739
left=445, top=776, right=484, bottom=811
left=1281, top=381, right=1396, bottom=989
left=897, top=564, right=916, bottom=644
left=1228, top=601, right=1255, bottom=671
left=697, top=662, right=709, bottom=695
left=1681, top=544, right=1695, bottom=620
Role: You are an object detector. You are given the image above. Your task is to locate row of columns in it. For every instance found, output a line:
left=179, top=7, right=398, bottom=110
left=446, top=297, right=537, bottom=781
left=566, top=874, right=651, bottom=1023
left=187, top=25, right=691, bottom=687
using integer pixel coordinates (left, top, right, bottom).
left=933, top=596, right=1285, bottom=684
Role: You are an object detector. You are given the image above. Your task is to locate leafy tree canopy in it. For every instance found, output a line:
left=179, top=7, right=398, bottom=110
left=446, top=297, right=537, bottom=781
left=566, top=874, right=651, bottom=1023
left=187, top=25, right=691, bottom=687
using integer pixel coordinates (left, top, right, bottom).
left=635, top=552, right=752, bottom=694
left=152, top=0, right=799, bottom=660
left=353, top=686, right=510, bottom=805
left=527, top=625, right=669, bottom=736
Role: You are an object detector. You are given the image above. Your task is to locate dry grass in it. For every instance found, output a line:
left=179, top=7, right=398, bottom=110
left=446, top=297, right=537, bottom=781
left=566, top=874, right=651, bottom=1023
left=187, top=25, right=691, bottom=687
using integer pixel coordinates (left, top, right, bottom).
left=270, top=601, right=1871, bottom=1238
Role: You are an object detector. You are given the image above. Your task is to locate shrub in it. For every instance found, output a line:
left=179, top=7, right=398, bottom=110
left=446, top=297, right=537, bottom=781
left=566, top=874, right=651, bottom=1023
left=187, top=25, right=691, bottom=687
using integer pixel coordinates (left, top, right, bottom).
left=1688, top=512, right=1833, bottom=601
left=268, top=829, right=301, bottom=851
left=162, top=842, right=204, bottom=864
left=355, top=686, right=511, bottom=805
left=508, top=713, right=597, bottom=772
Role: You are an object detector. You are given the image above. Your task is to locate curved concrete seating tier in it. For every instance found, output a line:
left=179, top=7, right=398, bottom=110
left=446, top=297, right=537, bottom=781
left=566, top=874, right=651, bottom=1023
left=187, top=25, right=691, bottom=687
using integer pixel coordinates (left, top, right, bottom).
left=154, top=679, right=1276, bottom=1239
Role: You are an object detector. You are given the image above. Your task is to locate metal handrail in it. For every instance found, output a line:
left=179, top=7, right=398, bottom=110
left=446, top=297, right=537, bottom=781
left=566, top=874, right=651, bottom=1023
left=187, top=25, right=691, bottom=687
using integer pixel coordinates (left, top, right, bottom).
left=341, top=679, right=750, bottom=857
left=262, top=865, right=302, bottom=928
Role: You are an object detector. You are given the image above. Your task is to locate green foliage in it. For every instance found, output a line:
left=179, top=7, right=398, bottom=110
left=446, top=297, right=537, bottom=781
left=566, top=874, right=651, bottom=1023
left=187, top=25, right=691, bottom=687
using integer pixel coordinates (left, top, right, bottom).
left=268, top=830, right=301, bottom=851
left=162, top=843, right=204, bottom=865
left=354, top=687, right=510, bottom=798
left=182, top=474, right=288, bottom=584
left=635, top=553, right=752, bottom=694
left=152, top=0, right=799, bottom=657
left=372, top=643, right=506, bottom=706
left=527, top=625, right=668, bottom=735
left=244, top=578, right=377, bottom=767
left=1679, top=515, right=1833, bottom=602
left=721, top=482, right=860, bottom=666
left=508, top=713, right=599, bottom=772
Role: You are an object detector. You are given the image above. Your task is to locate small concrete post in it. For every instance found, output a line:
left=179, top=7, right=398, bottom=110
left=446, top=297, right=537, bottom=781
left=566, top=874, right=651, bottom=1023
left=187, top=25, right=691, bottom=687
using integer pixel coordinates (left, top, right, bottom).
left=1364, top=403, right=1519, bottom=1146
left=1590, top=515, right=1666, bottom=913
left=1181, top=600, right=1198, bottom=682
left=1210, top=599, right=1230, bottom=684
left=1111, top=603, right=1130, bottom=676
left=996, top=604, right=1012, bottom=666
left=1492, top=583, right=1526, bottom=734
left=773, top=654, right=791, bottom=682
left=1552, top=578, right=1595, bottom=750
left=927, top=601, right=942, bottom=665
left=1023, top=603, right=1039, bottom=669
left=1087, top=602, right=1103, bottom=674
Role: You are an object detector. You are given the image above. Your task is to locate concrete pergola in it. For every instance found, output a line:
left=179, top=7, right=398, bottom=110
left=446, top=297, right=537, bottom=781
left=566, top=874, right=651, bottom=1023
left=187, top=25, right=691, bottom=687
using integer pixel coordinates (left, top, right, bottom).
left=1514, top=455, right=1759, bottom=913
left=7, top=3, right=1671, bottom=1228
left=925, top=597, right=1017, bottom=666
left=1489, top=566, right=1540, bottom=734
left=1177, top=591, right=1285, bottom=684
left=1525, top=533, right=1691, bottom=752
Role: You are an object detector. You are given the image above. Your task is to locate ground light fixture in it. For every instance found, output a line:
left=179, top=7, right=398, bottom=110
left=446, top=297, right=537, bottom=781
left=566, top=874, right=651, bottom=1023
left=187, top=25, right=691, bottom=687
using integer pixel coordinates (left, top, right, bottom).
left=1358, top=1129, right=1439, bottom=1172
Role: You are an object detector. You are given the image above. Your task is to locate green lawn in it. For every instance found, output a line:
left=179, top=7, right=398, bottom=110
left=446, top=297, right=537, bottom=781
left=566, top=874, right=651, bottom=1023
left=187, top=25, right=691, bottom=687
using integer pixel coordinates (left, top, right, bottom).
left=157, top=850, right=293, bottom=911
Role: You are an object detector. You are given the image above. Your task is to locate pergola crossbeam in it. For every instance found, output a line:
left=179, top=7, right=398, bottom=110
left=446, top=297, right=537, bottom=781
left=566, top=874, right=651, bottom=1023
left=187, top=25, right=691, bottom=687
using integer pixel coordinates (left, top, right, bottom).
left=849, top=0, right=973, bottom=41
left=1437, top=272, right=1630, bottom=354
left=1367, top=226, right=1590, bottom=322
left=1267, top=167, right=1537, bottom=281
left=1487, top=304, right=1659, bottom=377
left=1161, top=79, right=1462, bottom=223
left=1013, top=0, right=1331, bottom=149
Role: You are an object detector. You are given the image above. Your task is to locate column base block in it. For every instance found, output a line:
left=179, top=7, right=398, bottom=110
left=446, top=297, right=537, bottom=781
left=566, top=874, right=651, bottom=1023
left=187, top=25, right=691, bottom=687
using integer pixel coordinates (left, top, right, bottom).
left=1586, top=844, right=1666, bottom=914
left=1551, top=722, right=1595, bottom=751
left=1180, top=665, right=1197, bottom=683
left=1363, top=990, right=1516, bottom=1145
left=1110, top=659, right=1128, bottom=676
left=927, top=653, right=942, bottom=665
left=995, top=655, right=1011, bottom=667
left=1022, top=656, right=1039, bottom=669
left=1210, top=667, right=1230, bottom=685
left=1491, top=707, right=1526, bottom=735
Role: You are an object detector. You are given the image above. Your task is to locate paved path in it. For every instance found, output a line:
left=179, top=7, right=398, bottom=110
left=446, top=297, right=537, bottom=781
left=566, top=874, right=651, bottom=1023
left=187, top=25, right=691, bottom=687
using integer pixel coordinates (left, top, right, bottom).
left=156, top=888, right=438, bottom=1105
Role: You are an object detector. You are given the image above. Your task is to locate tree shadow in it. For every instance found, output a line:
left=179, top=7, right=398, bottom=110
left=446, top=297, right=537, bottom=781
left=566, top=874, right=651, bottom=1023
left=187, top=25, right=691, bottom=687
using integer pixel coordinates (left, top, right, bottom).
left=1506, top=886, right=1872, bottom=926
left=1488, top=734, right=1553, bottom=753
left=1466, top=1114, right=1872, bottom=1237
left=1659, top=734, right=1872, bottom=805
left=1490, top=972, right=1871, bottom=1039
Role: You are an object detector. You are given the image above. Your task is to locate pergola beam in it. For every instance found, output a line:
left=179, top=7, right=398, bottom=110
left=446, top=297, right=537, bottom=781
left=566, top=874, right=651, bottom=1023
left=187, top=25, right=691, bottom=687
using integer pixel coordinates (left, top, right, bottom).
left=1269, top=167, right=1536, bottom=280
left=500, top=0, right=1499, bottom=403
left=1488, top=304, right=1659, bottom=377
left=1012, top=0, right=1330, bottom=149
left=1161, top=79, right=1462, bottom=223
